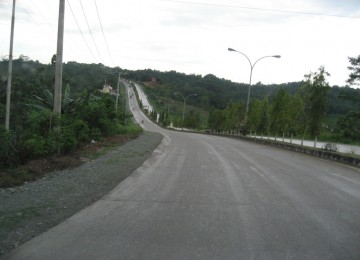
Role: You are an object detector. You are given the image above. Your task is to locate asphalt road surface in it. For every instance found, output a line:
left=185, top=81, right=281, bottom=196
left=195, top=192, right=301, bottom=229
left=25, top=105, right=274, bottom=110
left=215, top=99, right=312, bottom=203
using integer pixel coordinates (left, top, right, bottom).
left=4, top=85, right=360, bottom=259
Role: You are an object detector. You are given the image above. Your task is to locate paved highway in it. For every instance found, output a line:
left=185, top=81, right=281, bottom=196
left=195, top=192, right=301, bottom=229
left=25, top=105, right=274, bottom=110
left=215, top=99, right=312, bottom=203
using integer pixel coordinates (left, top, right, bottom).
left=4, top=85, right=360, bottom=259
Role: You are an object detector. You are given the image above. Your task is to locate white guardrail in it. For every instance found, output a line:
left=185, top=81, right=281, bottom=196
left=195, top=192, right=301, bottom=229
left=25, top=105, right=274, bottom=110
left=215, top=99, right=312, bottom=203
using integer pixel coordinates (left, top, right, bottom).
left=248, top=134, right=360, bottom=156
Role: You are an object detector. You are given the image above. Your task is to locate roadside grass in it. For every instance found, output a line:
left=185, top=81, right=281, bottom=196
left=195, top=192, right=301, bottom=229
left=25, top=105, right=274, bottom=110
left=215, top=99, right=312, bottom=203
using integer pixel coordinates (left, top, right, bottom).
left=117, top=120, right=143, bottom=134
left=0, top=122, right=143, bottom=189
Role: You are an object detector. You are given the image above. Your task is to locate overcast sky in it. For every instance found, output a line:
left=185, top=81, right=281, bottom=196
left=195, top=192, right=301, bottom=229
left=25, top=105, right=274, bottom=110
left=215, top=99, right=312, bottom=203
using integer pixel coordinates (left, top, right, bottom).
left=1, top=0, right=360, bottom=87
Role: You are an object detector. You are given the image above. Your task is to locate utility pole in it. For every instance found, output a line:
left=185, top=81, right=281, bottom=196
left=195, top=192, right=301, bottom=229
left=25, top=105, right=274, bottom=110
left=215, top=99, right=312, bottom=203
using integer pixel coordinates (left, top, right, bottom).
left=54, top=0, right=65, bottom=114
left=5, top=0, right=16, bottom=130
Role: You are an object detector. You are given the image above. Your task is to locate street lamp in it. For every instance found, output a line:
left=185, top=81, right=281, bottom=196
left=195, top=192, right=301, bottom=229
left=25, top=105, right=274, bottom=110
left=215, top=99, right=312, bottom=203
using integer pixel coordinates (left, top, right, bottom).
left=228, top=47, right=280, bottom=117
left=174, top=93, right=197, bottom=130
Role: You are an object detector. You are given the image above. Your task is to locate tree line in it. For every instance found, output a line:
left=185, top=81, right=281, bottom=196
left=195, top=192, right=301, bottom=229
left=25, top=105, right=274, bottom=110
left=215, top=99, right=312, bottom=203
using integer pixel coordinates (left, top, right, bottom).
left=208, top=67, right=328, bottom=137
left=131, top=58, right=360, bottom=142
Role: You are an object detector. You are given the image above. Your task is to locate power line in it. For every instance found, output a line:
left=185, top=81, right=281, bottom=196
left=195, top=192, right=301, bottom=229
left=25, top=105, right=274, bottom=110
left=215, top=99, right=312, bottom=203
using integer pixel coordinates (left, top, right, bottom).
left=79, top=0, right=104, bottom=63
left=159, top=0, right=360, bottom=19
left=17, top=1, right=56, bottom=43
left=28, top=0, right=82, bottom=59
left=66, top=0, right=98, bottom=62
left=94, top=0, right=114, bottom=66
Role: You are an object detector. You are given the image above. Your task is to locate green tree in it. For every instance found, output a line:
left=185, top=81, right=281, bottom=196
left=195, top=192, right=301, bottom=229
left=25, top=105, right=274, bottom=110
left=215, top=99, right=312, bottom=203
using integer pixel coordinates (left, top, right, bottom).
left=336, top=111, right=360, bottom=140
left=184, top=109, right=200, bottom=129
left=247, top=99, right=262, bottom=133
left=223, top=101, right=245, bottom=130
left=270, top=88, right=292, bottom=135
left=257, top=97, right=270, bottom=134
left=159, top=107, right=171, bottom=127
left=302, top=66, right=331, bottom=138
left=288, top=94, right=305, bottom=136
left=208, top=108, right=225, bottom=130
left=347, top=55, right=360, bottom=85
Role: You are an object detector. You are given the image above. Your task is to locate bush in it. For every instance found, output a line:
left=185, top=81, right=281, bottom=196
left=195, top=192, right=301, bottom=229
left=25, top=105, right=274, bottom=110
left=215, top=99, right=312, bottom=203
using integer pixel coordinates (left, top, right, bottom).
left=24, top=135, right=49, bottom=158
left=90, top=127, right=102, bottom=141
left=76, top=94, right=117, bottom=137
left=117, top=121, right=143, bottom=134
left=59, top=116, right=90, bottom=152
left=59, top=126, right=78, bottom=153
left=71, top=119, right=90, bottom=144
left=0, top=127, right=19, bottom=167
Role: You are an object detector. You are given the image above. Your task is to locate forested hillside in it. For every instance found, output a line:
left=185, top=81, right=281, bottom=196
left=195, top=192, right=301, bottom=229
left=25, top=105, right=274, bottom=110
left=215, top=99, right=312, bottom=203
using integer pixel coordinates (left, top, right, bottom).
left=125, top=69, right=304, bottom=110
left=126, top=68, right=359, bottom=140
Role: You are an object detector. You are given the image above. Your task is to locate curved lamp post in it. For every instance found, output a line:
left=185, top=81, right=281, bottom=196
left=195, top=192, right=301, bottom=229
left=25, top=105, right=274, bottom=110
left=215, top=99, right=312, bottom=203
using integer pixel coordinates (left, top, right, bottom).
left=174, top=93, right=197, bottom=130
left=228, top=48, right=280, bottom=117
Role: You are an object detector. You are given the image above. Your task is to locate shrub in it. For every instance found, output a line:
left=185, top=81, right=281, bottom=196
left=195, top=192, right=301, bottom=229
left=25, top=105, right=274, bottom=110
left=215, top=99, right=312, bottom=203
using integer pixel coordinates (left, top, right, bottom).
left=71, top=119, right=90, bottom=144
left=24, top=135, right=49, bottom=158
left=90, top=127, right=102, bottom=141
left=59, top=126, right=78, bottom=153
left=0, top=126, right=19, bottom=167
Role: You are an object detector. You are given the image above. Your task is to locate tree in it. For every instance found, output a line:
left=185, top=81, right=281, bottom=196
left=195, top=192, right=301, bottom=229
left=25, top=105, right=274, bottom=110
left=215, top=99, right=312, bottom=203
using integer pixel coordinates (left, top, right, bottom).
left=347, top=55, right=360, bottom=85
left=208, top=108, right=225, bottom=130
left=257, top=98, right=270, bottom=134
left=302, top=66, right=331, bottom=138
left=288, top=94, right=305, bottom=136
left=270, top=88, right=292, bottom=135
left=184, top=109, right=200, bottom=129
left=247, top=99, right=262, bottom=133
left=51, top=54, right=56, bottom=66
left=223, top=101, right=245, bottom=130
left=336, top=111, right=360, bottom=140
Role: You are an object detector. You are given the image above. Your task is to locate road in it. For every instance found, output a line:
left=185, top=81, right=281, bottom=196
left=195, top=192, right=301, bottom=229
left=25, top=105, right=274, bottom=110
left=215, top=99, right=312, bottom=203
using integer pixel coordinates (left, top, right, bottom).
left=4, top=85, right=360, bottom=259
left=133, top=82, right=154, bottom=113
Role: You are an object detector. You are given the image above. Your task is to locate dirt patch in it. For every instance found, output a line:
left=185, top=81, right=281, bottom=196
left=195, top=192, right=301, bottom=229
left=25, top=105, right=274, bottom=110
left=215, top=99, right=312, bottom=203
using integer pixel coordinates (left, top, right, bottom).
left=0, top=134, right=138, bottom=188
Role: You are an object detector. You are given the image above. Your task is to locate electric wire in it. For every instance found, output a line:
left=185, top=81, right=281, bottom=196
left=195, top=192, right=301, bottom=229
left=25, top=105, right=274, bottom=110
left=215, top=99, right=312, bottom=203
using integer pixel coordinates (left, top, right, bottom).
left=39, top=0, right=87, bottom=59
left=9, top=1, right=83, bottom=65
left=94, top=0, right=115, bottom=66
left=17, top=1, right=55, bottom=42
left=159, top=0, right=360, bottom=19
left=79, top=0, right=104, bottom=63
left=29, top=0, right=81, bottom=59
left=66, top=0, right=98, bottom=63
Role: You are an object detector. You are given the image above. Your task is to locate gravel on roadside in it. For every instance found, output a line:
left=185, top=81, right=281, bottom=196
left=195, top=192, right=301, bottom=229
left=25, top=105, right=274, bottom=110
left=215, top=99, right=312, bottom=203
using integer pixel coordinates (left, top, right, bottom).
left=0, top=131, right=163, bottom=256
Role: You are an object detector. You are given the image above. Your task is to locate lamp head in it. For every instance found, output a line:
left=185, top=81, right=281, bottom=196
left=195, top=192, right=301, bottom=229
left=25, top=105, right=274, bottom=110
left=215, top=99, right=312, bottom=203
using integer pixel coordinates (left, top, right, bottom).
left=273, top=55, right=281, bottom=58
left=228, top=48, right=236, bottom=52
